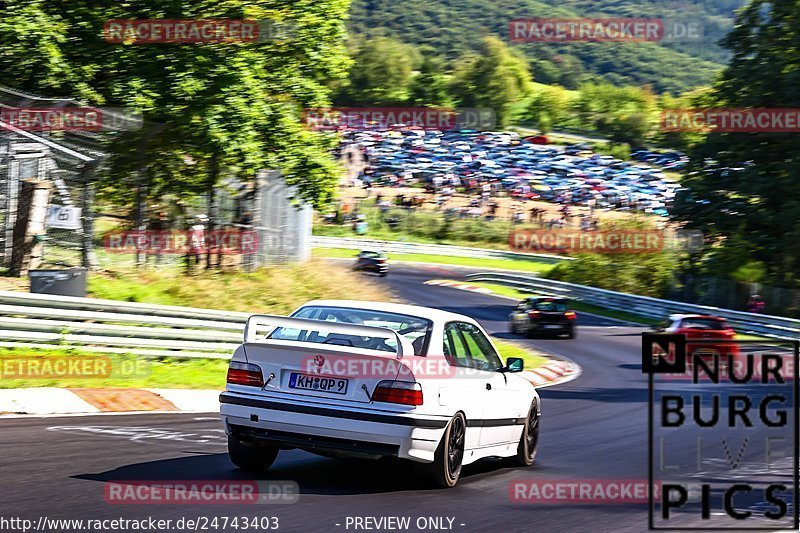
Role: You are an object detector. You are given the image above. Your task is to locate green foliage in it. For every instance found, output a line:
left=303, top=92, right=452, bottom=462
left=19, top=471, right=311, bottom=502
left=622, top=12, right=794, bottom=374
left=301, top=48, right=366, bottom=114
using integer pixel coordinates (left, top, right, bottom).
left=573, top=83, right=658, bottom=145
left=0, top=0, right=353, bottom=209
left=546, top=251, right=679, bottom=298
left=348, top=0, right=737, bottom=93
left=408, top=53, right=453, bottom=107
left=524, top=86, right=574, bottom=133
left=449, top=37, right=533, bottom=128
left=673, top=0, right=800, bottom=287
left=337, top=36, right=416, bottom=105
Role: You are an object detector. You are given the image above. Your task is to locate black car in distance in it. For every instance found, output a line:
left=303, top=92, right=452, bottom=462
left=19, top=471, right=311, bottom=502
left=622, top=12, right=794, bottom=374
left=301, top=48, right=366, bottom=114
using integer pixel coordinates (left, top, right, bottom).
left=353, top=249, right=388, bottom=277
left=509, top=296, right=577, bottom=339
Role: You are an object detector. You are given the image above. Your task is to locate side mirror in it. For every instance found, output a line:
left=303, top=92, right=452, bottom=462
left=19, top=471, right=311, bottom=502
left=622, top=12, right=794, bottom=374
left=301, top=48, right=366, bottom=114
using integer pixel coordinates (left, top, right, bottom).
left=506, top=357, right=524, bottom=373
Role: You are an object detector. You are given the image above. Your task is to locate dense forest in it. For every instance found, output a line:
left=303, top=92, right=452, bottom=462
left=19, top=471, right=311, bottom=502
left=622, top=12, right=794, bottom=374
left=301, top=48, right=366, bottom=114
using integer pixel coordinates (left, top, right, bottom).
left=349, top=0, right=745, bottom=93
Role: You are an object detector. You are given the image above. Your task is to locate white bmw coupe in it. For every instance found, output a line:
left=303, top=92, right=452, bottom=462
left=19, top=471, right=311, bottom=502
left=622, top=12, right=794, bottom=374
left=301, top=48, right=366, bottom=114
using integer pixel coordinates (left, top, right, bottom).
left=220, top=300, right=541, bottom=487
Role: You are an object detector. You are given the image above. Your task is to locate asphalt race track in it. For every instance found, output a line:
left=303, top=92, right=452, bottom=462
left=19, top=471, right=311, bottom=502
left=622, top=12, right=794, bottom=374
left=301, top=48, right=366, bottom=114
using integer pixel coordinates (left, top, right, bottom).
left=1, top=263, right=794, bottom=533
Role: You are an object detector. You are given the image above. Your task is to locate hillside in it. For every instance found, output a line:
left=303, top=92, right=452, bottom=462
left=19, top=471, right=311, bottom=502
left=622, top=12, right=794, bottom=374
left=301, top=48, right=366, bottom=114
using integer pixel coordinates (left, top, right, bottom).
left=349, top=0, right=745, bottom=93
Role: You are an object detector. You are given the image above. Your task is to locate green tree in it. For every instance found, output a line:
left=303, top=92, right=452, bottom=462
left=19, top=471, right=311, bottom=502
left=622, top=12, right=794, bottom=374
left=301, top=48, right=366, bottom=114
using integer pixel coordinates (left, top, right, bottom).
left=0, top=0, right=352, bottom=209
left=525, top=85, right=572, bottom=133
left=573, top=83, right=657, bottom=145
left=408, top=53, right=452, bottom=107
left=338, top=36, right=416, bottom=105
left=674, top=0, right=800, bottom=287
left=449, top=36, right=533, bottom=128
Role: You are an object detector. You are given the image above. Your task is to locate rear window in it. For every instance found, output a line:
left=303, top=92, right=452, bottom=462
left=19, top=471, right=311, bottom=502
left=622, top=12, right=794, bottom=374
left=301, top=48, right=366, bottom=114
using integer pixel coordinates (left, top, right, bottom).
left=268, top=306, right=432, bottom=355
left=531, top=300, right=568, bottom=312
left=360, top=251, right=385, bottom=259
left=680, top=318, right=728, bottom=330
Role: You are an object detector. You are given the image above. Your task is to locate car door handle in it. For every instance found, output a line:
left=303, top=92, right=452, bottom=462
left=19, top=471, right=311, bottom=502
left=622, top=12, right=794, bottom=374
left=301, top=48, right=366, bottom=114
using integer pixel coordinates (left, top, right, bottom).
left=486, top=383, right=492, bottom=390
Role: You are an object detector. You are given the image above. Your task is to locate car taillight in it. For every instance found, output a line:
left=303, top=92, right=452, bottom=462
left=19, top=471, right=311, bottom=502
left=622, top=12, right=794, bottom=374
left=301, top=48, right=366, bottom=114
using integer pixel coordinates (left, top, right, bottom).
left=565, top=311, right=577, bottom=320
left=528, top=310, right=540, bottom=318
left=724, top=330, right=736, bottom=337
left=373, top=380, right=423, bottom=406
left=227, top=362, right=264, bottom=387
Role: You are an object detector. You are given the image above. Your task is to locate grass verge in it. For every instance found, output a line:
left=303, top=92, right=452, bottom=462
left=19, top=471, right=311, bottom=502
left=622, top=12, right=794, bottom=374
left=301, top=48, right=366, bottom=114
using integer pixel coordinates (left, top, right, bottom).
left=88, top=258, right=389, bottom=315
left=0, top=347, right=228, bottom=389
left=313, top=247, right=558, bottom=274
left=493, top=339, right=549, bottom=370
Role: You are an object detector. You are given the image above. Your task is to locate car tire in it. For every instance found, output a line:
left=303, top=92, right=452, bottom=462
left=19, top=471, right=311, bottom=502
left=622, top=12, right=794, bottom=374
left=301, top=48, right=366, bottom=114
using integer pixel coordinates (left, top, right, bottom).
left=567, top=328, right=576, bottom=339
left=526, top=323, right=538, bottom=339
left=227, top=436, right=279, bottom=472
left=513, top=399, right=540, bottom=466
left=509, top=321, right=517, bottom=334
left=423, top=412, right=466, bottom=488
left=380, top=272, right=387, bottom=277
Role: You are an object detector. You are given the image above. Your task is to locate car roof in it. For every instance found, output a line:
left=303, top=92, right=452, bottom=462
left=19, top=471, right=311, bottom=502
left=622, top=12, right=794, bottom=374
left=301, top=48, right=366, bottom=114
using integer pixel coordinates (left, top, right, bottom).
left=300, top=300, right=474, bottom=323
left=526, top=296, right=567, bottom=301
left=668, top=313, right=725, bottom=321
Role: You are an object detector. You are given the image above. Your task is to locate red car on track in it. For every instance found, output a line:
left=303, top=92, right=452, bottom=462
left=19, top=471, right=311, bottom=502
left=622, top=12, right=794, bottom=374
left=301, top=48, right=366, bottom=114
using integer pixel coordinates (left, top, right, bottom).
left=654, top=313, right=740, bottom=360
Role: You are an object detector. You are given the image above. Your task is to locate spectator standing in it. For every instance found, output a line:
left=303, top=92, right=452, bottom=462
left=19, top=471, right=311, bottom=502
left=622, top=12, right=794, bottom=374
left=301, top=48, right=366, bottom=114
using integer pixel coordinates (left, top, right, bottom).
left=188, top=214, right=207, bottom=270
left=147, top=211, right=170, bottom=265
left=747, top=294, right=766, bottom=313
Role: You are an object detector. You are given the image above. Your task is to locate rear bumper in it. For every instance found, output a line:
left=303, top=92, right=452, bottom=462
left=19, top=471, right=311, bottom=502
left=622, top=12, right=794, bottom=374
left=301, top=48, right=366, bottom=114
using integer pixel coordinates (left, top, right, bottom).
left=531, top=322, right=572, bottom=333
left=220, top=392, right=448, bottom=463
left=688, top=342, right=740, bottom=356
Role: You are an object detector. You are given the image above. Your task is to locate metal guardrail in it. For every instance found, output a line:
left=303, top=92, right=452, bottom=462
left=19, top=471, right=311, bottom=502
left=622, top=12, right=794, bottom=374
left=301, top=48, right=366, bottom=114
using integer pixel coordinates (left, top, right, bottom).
left=466, top=272, right=800, bottom=339
left=0, top=290, right=245, bottom=358
left=311, top=236, right=571, bottom=263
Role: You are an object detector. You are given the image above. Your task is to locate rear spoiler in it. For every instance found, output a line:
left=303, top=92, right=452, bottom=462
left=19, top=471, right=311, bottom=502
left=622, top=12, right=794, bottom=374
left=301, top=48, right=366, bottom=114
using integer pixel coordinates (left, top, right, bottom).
left=243, top=314, right=414, bottom=359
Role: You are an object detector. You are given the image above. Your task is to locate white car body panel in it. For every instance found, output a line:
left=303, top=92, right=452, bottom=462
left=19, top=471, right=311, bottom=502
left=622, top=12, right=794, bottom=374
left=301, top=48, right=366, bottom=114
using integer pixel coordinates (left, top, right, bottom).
left=220, top=300, right=539, bottom=465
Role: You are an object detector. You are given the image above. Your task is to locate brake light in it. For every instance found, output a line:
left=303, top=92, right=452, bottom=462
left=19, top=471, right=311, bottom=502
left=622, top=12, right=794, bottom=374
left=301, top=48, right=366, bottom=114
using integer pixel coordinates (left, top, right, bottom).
left=227, top=362, right=264, bottom=387
left=373, top=380, right=423, bottom=406
left=528, top=310, right=540, bottom=318
left=565, top=311, right=577, bottom=320
left=724, top=330, right=736, bottom=337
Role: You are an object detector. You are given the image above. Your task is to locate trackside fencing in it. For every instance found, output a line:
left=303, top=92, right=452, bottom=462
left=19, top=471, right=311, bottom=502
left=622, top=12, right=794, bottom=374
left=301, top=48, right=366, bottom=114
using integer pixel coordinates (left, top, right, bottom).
left=2, top=269, right=799, bottom=359
left=465, top=272, right=800, bottom=339
left=0, top=290, right=247, bottom=359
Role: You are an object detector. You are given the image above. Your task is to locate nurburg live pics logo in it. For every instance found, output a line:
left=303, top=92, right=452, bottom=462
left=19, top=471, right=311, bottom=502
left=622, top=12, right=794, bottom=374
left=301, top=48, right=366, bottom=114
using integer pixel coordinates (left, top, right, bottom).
left=642, top=333, right=800, bottom=530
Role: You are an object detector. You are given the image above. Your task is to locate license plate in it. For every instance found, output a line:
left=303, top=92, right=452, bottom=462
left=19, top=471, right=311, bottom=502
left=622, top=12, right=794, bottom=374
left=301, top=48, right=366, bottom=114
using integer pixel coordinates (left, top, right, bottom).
left=544, top=324, right=562, bottom=329
left=288, top=373, right=348, bottom=394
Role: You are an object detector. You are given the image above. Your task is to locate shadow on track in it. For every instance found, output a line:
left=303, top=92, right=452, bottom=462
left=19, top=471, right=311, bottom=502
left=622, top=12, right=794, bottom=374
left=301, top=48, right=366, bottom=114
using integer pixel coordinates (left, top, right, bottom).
left=73, top=453, right=535, bottom=495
